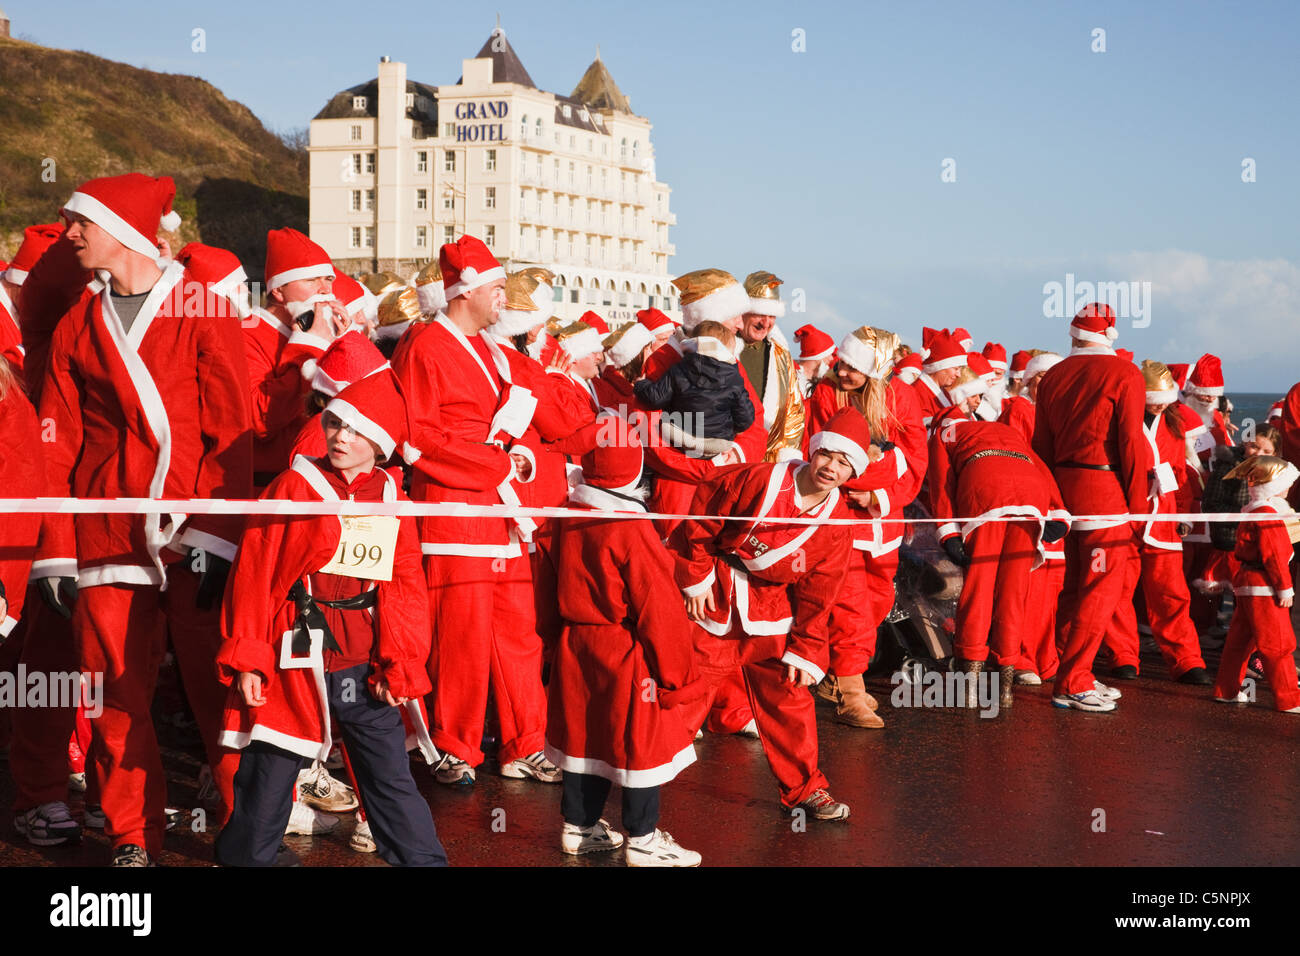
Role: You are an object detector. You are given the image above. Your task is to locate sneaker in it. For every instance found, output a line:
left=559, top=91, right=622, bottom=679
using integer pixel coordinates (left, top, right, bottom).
left=349, top=814, right=376, bottom=853
left=433, top=753, right=476, bottom=786
left=110, top=843, right=151, bottom=867
left=1093, top=680, right=1122, bottom=701
left=561, top=818, right=625, bottom=855
left=500, top=751, right=561, bottom=783
left=1014, top=670, right=1042, bottom=686
left=165, top=808, right=187, bottom=831
left=738, top=719, right=761, bottom=739
left=14, top=801, right=83, bottom=846
left=1177, top=666, right=1214, bottom=686
left=1052, top=689, right=1117, bottom=712
left=795, top=789, right=851, bottom=822
left=624, top=829, right=702, bottom=867
left=83, top=803, right=105, bottom=829
left=297, top=763, right=359, bottom=813
left=284, top=800, right=340, bottom=835
left=67, top=772, right=87, bottom=793
left=1215, top=690, right=1249, bottom=704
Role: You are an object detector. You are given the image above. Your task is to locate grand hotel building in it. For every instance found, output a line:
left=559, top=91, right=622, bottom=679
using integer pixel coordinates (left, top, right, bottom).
left=308, top=27, right=679, bottom=324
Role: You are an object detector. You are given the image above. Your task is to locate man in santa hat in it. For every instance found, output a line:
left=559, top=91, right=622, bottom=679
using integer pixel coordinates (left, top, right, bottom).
left=1005, top=349, right=1033, bottom=398
left=34, top=172, right=253, bottom=865
left=390, top=235, right=557, bottom=787
left=636, top=306, right=679, bottom=351
left=910, top=329, right=967, bottom=429
left=737, top=271, right=805, bottom=461
left=670, top=407, right=865, bottom=820
left=1032, top=303, right=1147, bottom=712
left=792, top=324, right=836, bottom=398
left=1183, top=353, right=1234, bottom=457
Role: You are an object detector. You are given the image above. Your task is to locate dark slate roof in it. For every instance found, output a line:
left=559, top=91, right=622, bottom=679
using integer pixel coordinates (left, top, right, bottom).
left=553, top=94, right=605, bottom=133
left=456, top=28, right=536, bottom=88
left=571, top=56, right=629, bottom=113
left=314, top=78, right=440, bottom=123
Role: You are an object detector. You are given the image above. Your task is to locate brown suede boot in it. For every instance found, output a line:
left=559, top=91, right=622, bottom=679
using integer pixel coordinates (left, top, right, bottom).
left=814, top=675, right=841, bottom=706
left=835, top=674, right=884, bottom=728
left=955, top=659, right=983, bottom=709
left=999, top=665, right=1015, bottom=707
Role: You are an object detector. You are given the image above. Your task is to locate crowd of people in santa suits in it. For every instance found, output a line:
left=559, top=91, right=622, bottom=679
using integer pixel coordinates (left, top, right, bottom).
left=1, top=171, right=1299, bottom=868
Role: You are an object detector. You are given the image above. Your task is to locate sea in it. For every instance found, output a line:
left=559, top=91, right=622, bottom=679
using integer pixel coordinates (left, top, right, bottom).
left=1226, top=392, right=1284, bottom=433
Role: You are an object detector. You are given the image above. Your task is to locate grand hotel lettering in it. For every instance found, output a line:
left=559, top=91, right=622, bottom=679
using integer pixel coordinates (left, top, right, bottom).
left=454, top=100, right=509, bottom=142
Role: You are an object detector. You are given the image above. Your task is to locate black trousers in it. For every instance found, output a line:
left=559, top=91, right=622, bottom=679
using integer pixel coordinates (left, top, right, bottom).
left=215, top=662, right=447, bottom=867
left=561, top=771, right=659, bottom=837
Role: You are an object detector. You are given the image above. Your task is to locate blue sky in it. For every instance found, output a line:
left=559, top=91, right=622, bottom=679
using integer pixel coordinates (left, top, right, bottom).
left=12, top=0, right=1299, bottom=392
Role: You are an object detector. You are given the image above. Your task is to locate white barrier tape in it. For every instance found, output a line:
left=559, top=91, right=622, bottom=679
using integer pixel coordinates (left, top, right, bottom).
left=0, top=498, right=1288, bottom=528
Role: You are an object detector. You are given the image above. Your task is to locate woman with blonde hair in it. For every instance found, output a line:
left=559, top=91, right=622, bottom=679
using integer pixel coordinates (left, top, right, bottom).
left=802, top=327, right=929, bottom=728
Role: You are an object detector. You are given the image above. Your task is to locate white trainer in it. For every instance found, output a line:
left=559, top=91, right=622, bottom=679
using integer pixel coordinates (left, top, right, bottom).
left=285, top=800, right=340, bottom=835
left=14, top=801, right=82, bottom=846
left=1014, top=670, right=1042, bottom=686
left=433, top=754, right=476, bottom=786
left=561, top=818, right=625, bottom=855
left=625, top=829, right=702, bottom=867
left=1052, top=689, right=1117, bottom=712
left=738, top=719, right=760, bottom=739
left=297, top=763, right=359, bottom=813
left=500, top=751, right=561, bottom=783
left=350, top=814, right=376, bottom=853
left=1093, top=680, right=1122, bottom=701
left=1215, top=691, right=1249, bottom=704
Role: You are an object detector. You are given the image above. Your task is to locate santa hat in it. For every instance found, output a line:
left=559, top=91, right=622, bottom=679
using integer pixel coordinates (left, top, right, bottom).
left=604, top=322, right=653, bottom=369
left=1141, top=360, right=1179, bottom=405
left=324, top=369, right=406, bottom=460
left=1166, top=363, right=1190, bottom=390
left=953, top=327, right=975, bottom=351
left=332, top=273, right=376, bottom=325
left=307, top=329, right=388, bottom=397
left=838, top=326, right=900, bottom=380
left=894, top=351, right=924, bottom=384
left=414, top=260, right=447, bottom=314
left=61, top=173, right=180, bottom=265
left=1269, top=400, right=1284, bottom=421
left=4, top=223, right=64, bottom=286
left=544, top=321, right=603, bottom=363
left=981, top=342, right=1007, bottom=371
left=673, top=269, right=751, bottom=332
left=808, top=407, right=873, bottom=477
left=1224, top=455, right=1299, bottom=501
left=743, top=270, right=785, bottom=318
left=1008, top=349, right=1032, bottom=380
left=265, top=227, right=334, bottom=291
left=1186, top=353, right=1225, bottom=397
left=793, top=324, right=835, bottom=362
left=1024, top=352, right=1062, bottom=380
left=637, top=307, right=678, bottom=335
left=440, top=235, right=505, bottom=299
left=578, top=412, right=645, bottom=495
left=968, top=352, right=995, bottom=383
left=946, top=366, right=988, bottom=404
left=920, top=327, right=947, bottom=356
left=175, top=242, right=249, bottom=319
left=1070, top=302, right=1118, bottom=344
left=921, top=330, right=966, bottom=374
left=579, top=310, right=610, bottom=335
left=491, top=272, right=548, bottom=338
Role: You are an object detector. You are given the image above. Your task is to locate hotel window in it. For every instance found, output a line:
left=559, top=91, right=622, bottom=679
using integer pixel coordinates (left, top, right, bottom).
left=405, top=92, right=415, bottom=108
left=350, top=124, right=362, bottom=142
left=416, top=150, right=428, bottom=173
left=602, top=142, right=608, bottom=156
left=632, top=141, right=640, bottom=160
left=350, top=227, right=361, bottom=248
left=562, top=105, right=572, bottom=119
left=415, top=226, right=428, bottom=248
left=350, top=190, right=361, bottom=212
left=443, top=123, right=455, bottom=138
left=620, top=138, right=628, bottom=162
left=569, top=135, right=576, bottom=148
left=444, top=150, right=456, bottom=173
left=443, top=193, right=455, bottom=210
left=364, top=189, right=375, bottom=211
left=519, top=188, right=526, bottom=208
left=553, top=158, right=560, bottom=181
left=520, top=114, right=529, bottom=138
left=353, top=96, right=367, bottom=110
left=443, top=226, right=455, bottom=244
left=586, top=165, right=593, bottom=190
left=351, top=153, right=362, bottom=174
left=568, top=161, right=575, bottom=186
left=485, top=225, right=496, bottom=248
left=485, top=149, right=497, bottom=172
left=535, top=117, right=542, bottom=137
left=364, top=153, right=375, bottom=174
left=363, top=227, right=374, bottom=248
left=416, top=188, right=428, bottom=210
left=485, top=186, right=496, bottom=209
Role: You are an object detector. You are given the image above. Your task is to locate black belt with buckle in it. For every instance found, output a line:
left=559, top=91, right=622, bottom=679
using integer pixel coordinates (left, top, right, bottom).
left=287, top=581, right=377, bottom=655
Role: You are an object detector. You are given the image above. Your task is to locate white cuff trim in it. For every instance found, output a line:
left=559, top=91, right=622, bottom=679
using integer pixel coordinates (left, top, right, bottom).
left=178, top=527, right=238, bottom=563
left=780, top=651, right=825, bottom=685
left=287, top=329, right=331, bottom=353
left=681, top=567, right=716, bottom=599
left=31, top=559, right=79, bottom=581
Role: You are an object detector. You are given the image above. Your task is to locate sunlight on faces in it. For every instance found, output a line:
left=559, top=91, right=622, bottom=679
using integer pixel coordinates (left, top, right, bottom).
left=462, top=278, right=506, bottom=329
left=651, top=329, right=673, bottom=350
left=805, top=448, right=854, bottom=492
left=1245, top=435, right=1275, bottom=458
left=570, top=351, right=602, bottom=380
left=932, top=366, right=961, bottom=389
left=273, top=274, right=333, bottom=309
left=322, top=411, right=380, bottom=475
left=740, top=312, right=774, bottom=344
left=833, top=360, right=867, bottom=391
left=62, top=213, right=123, bottom=272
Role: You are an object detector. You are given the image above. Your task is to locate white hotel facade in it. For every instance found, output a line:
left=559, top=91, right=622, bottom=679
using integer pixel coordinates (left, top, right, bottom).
left=308, top=27, right=679, bottom=325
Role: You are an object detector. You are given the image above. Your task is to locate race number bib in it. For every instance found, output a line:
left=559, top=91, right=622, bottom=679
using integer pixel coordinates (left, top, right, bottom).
left=319, top=516, right=399, bottom=582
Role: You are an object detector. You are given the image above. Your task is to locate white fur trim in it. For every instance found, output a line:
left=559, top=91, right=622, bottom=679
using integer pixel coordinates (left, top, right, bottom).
left=679, top=281, right=750, bottom=331
left=489, top=307, right=543, bottom=338
left=32, top=559, right=80, bottom=581
left=287, top=329, right=332, bottom=354
left=62, top=191, right=161, bottom=261
left=176, top=527, right=238, bottom=563
left=1145, top=387, right=1179, bottom=404
left=922, top=352, right=966, bottom=374
left=606, top=322, right=653, bottom=368
left=747, top=297, right=785, bottom=318
left=324, top=398, right=396, bottom=459
left=416, top=281, right=447, bottom=314
left=947, top=376, right=988, bottom=403
left=421, top=539, right=523, bottom=559
left=986, top=359, right=1007, bottom=371
left=897, top=367, right=921, bottom=384
left=509, top=443, right=537, bottom=485
left=809, top=429, right=868, bottom=476
left=800, top=344, right=835, bottom=362
left=1070, top=323, right=1117, bottom=344
left=837, top=333, right=877, bottom=377
left=1024, top=353, right=1063, bottom=379
left=1187, top=385, right=1225, bottom=397
left=530, top=283, right=553, bottom=312
left=779, top=651, right=825, bottom=685
left=2, top=266, right=29, bottom=285
left=692, top=336, right=737, bottom=364
left=568, top=483, right=647, bottom=513
left=78, top=564, right=164, bottom=588
left=1247, top=466, right=1299, bottom=503
left=681, top=566, right=716, bottom=599
left=544, top=741, right=696, bottom=789
left=444, top=264, right=506, bottom=300
left=160, top=210, right=181, bottom=231
left=560, top=327, right=603, bottom=360
left=267, top=262, right=335, bottom=292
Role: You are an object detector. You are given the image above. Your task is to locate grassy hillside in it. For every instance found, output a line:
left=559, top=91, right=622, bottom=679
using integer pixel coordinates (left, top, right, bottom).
left=0, top=34, right=306, bottom=278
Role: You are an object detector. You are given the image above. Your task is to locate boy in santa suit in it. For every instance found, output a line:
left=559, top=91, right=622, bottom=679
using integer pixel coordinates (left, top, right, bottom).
left=928, top=368, right=1069, bottom=706
left=1032, top=303, right=1147, bottom=712
left=804, top=327, right=928, bottom=729
left=669, top=408, right=867, bottom=820
left=1100, top=361, right=1211, bottom=685
left=390, top=236, right=557, bottom=787
left=792, top=324, right=836, bottom=399
left=213, top=373, right=445, bottom=867
left=35, top=173, right=253, bottom=865
left=637, top=306, right=679, bottom=352
left=545, top=415, right=704, bottom=866
left=1211, top=456, right=1300, bottom=711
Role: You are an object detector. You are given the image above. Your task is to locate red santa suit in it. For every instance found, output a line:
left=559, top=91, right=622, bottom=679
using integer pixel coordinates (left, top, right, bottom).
left=0, top=382, right=42, bottom=639
left=1211, top=465, right=1300, bottom=710
left=1280, top=382, right=1300, bottom=515
left=37, top=253, right=253, bottom=854
left=998, top=393, right=1036, bottom=445
left=669, top=459, right=851, bottom=808
left=390, top=305, right=547, bottom=768
left=1102, top=409, right=1207, bottom=678
left=1032, top=337, right=1148, bottom=698
left=0, top=285, right=23, bottom=372
left=928, top=407, right=1066, bottom=665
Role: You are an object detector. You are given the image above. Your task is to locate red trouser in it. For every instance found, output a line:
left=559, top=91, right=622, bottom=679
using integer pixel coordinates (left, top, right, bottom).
left=826, top=548, right=899, bottom=677
left=1019, top=560, right=1063, bottom=679
left=1054, top=525, right=1139, bottom=696
left=75, top=567, right=238, bottom=855
left=8, top=594, right=80, bottom=811
left=529, top=535, right=562, bottom=659
left=684, top=625, right=826, bottom=808
left=1104, top=546, right=1206, bottom=677
left=1213, top=594, right=1300, bottom=711
left=424, top=552, right=546, bottom=766
left=954, top=520, right=1037, bottom=664
left=705, top=666, right=753, bottom=734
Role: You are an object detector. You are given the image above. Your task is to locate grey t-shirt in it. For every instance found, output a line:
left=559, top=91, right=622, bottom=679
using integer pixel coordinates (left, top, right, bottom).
left=110, top=289, right=151, bottom=335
